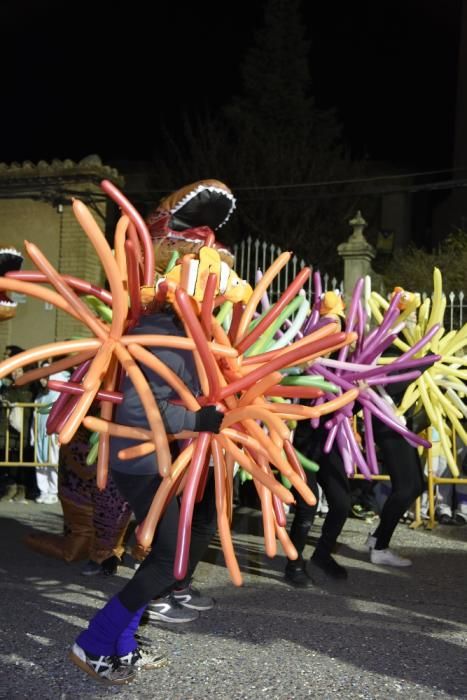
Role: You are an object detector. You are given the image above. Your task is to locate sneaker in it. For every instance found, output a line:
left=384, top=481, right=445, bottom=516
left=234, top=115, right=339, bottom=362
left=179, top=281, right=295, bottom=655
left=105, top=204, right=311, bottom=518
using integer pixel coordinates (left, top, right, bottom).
left=119, top=646, right=168, bottom=671
left=452, top=513, right=467, bottom=526
left=146, top=595, right=199, bottom=623
left=81, top=560, right=103, bottom=576
left=69, top=642, right=134, bottom=685
left=171, top=584, right=215, bottom=611
left=41, top=494, right=58, bottom=504
left=35, top=494, right=47, bottom=504
left=134, top=632, right=153, bottom=647
left=370, top=548, right=412, bottom=567
left=12, top=485, right=28, bottom=503
left=351, top=504, right=367, bottom=519
left=0, top=484, right=17, bottom=502
left=284, top=559, right=313, bottom=588
left=438, top=513, right=453, bottom=525
left=310, top=552, right=348, bottom=580
left=100, top=555, right=120, bottom=576
left=365, top=533, right=377, bottom=551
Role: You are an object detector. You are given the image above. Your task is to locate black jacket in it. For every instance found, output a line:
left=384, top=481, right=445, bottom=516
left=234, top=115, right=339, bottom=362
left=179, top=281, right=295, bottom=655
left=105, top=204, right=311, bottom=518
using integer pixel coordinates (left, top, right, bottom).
left=110, top=312, right=200, bottom=475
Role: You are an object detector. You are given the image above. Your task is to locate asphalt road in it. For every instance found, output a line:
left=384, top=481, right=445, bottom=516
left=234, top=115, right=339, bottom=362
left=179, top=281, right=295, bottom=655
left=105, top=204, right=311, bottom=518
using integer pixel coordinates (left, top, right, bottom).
left=0, top=500, right=466, bottom=700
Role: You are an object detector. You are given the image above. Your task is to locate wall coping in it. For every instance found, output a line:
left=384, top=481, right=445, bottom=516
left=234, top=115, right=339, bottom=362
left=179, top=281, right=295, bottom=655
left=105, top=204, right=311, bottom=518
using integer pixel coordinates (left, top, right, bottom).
left=0, top=155, right=123, bottom=201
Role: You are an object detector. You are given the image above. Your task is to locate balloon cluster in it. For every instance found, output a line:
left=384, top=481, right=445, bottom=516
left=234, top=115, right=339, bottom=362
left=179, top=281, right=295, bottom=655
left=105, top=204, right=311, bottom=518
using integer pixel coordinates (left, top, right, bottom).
left=0, top=181, right=359, bottom=585
left=300, top=275, right=439, bottom=477
left=369, top=268, right=467, bottom=476
left=242, top=268, right=445, bottom=478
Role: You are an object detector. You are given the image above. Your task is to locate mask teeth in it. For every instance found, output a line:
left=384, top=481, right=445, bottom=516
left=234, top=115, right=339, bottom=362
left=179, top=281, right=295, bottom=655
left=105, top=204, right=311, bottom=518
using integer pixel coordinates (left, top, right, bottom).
left=169, top=185, right=236, bottom=229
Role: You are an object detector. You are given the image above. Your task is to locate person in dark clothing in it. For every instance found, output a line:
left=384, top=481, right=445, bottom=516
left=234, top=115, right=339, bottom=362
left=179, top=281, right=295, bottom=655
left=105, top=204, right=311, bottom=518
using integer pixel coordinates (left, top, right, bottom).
left=285, top=291, right=350, bottom=586
left=365, top=298, right=431, bottom=567
left=285, top=422, right=350, bottom=586
left=70, top=308, right=224, bottom=684
left=364, top=371, right=428, bottom=566
left=365, top=421, right=425, bottom=566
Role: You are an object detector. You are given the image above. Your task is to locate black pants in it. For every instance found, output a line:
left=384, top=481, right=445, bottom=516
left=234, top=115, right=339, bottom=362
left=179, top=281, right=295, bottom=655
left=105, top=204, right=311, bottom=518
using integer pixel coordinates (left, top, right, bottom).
left=112, top=469, right=217, bottom=612
left=372, top=432, right=425, bottom=549
left=289, top=426, right=350, bottom=560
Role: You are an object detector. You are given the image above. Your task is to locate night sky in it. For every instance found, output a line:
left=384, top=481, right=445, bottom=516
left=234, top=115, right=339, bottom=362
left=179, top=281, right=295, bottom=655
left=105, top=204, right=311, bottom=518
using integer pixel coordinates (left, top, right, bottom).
left=0, top=0, right=461, bottom=173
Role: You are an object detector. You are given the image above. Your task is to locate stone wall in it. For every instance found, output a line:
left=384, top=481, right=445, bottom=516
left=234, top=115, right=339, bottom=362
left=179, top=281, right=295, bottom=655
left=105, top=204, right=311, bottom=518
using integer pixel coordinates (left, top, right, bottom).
left=0, top=155, right=123, bottom=351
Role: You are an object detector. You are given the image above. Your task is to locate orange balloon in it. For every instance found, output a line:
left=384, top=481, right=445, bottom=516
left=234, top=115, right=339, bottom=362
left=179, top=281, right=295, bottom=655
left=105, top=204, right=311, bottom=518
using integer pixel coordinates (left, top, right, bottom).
left=0, top=276, right=81, bottom=321
left=120, top=334, right=238, bottom=358
left=175, top=288, right=220, bottom=402
left=283, top=438, right=307, bottom=482
left=236, top=266, right=311, bottom=355
left=239, top=418, right=316, bottom=505
left=223, top=405, right=290, bottom=441
left=72, top=200, right=128, bottom=340
left=14, top=350, right=95, bottom=386
left=221, top=427, right=270, bottom=460
left=6, top=270, right=113, bottom=306
left=219, top=333, right=350, bottom=401
left=255, top=479, right=277, bottom=557
left=211, top=438, right=243, bottom=586
left=25, top=240, right=108, bottom=340
left=118, top=442, right=155, bottom=460
left=83, top=338, right=116, bottom=391
left=128, top=342, right=201, bottom=411
left=175, top=433, right=212, bottom=580
left=274, top=519, right=298, bottom=560
left=241, top=322, right=339, bottom=366
left=200, top=272, right=218, bottom=337
left=58, top=386, right=101, bottom=445
left=96, top=358, right=119, bottom=490
left=237, top=371, right=284, bottom=407
left=114, top=343, right=172, bottom=476
left=113, top=215, right=130, bottom=292
left=256, top=454, right=278, bottom=558
left=215, top=433, right=294, bottom=504
left=0, top=339, right=100, bottom=381
left=83, top=415, right=151, bottom=441
left=100, top=179, right=154, bottom=286
left=235, top=251, right=291, bottom=344
left=137, top=443, right=195, bottom=549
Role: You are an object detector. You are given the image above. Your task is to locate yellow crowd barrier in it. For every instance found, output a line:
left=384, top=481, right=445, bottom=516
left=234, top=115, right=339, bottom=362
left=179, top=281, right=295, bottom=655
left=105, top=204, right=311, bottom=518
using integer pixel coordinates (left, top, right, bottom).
left=0, top=401, right=58, bottom=468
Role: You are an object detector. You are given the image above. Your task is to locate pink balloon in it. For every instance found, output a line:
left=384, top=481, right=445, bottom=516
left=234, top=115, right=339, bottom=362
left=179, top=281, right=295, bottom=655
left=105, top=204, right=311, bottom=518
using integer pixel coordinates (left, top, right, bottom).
left=174, top=433, right=212, bottom=580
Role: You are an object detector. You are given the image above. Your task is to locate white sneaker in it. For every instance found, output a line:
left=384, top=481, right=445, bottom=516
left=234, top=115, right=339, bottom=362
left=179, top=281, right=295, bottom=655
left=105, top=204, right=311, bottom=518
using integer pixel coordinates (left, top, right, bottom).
left=42, top=494, right=58, bottom=504
left=35, top=494, right=47, bottom=504
left=370, top=548, right=412, bottom=567
left=365, top=533, right=377, bottom=550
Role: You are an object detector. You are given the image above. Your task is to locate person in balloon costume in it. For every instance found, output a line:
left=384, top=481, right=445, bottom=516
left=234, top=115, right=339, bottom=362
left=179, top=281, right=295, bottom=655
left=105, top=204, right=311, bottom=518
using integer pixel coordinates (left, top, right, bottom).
left=70, top=183, right=245, bottom=683
left=365, top=290, right=428, bottom=566
left=285, top=290, right=351, bottom=585
left=0, top=178, right=369, bottom=685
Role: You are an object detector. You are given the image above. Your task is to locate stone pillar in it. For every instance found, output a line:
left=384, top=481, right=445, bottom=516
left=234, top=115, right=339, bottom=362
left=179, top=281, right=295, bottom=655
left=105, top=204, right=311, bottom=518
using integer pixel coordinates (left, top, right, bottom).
left=337, top=211, right=376, bottom=298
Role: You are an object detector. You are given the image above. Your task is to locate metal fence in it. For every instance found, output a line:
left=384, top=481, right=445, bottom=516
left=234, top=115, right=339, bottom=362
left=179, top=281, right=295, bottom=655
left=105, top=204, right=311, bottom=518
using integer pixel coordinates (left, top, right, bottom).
left=423, top=290, right=465, bottom=332
left=233, top=236, right=343, bottom=301
left=233, top=236, right=466, bottom=331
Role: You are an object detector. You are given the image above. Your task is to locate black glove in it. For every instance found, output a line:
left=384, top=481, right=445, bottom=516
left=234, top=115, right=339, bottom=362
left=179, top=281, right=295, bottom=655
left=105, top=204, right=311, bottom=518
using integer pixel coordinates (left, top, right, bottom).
left=194, top=405, right=224, bottom=433
left=101, top=554, right=120, bottom=576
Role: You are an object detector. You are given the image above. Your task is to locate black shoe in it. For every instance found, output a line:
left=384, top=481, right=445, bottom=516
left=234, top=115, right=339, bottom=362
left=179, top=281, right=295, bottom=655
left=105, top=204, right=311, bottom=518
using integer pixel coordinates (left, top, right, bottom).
left=171, top=584, right=215, bottom=611
left=284, top=558, right=313, bottom=588
left=437, top=514, right=453, bottom=525
left=452, top=513, right=467, bottom=526
left=310, top=552, right=348, bottom=580
left=146, top=595, right=199, bottom=623
left=101, top=555, right=120, bottom=576
left=81, top=560, right=102, bottom=576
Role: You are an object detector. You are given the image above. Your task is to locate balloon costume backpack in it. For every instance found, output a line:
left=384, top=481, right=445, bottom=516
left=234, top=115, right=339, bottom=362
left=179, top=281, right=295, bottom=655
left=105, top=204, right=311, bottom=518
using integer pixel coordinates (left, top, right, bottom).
left=0, top=177, right=363, bottom=586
